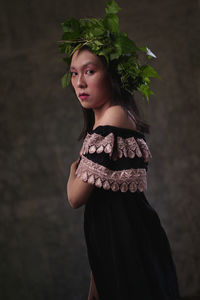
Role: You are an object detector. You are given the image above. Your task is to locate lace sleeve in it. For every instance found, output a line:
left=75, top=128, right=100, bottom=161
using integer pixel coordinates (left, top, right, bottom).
left=75, top=129, right=152, bottom=193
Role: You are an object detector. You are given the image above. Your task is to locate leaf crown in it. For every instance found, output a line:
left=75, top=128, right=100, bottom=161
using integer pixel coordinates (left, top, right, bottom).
left=58, top=0, right=160, bottom=102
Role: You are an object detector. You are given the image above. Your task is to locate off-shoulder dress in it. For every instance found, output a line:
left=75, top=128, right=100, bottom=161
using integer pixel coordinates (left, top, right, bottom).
left=75, top=125, right=180, bottom=300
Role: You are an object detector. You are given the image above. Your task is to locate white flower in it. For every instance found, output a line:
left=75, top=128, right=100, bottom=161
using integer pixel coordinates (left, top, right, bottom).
left=146, top=47, right=157, bottom=58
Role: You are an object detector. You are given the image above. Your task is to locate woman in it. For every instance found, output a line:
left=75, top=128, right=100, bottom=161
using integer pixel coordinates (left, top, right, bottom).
left=66, top=46, right=180, bottom=300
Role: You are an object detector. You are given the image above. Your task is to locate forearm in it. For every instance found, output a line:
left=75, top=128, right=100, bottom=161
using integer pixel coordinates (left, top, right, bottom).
left=67, top=173, right=93, bottom=209
left=67, top=174, right=83, bottom=208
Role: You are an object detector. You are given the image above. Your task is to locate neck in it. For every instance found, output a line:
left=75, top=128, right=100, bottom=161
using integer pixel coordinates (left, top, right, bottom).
left=92, top=101, right=113, bottom=127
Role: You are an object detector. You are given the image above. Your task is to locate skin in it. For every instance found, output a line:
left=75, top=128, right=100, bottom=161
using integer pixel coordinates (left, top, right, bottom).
left=67, top=49, right=137, bottom=299
left=67, top=49, right=113, bottom=210
left=70, top=48, right=113, bottom=125
left=67, top=49, right=137, bottom=209
left=68, top=49, right=113, bottom=300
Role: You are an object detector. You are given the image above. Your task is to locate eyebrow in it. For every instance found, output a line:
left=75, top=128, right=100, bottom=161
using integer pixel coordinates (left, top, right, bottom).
left=70, top=61, right=98, bottom=70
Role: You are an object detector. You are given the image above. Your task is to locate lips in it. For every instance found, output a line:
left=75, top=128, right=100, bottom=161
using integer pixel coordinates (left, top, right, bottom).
left=79, top=93, right=89, bottom=100
left=79, top=93, right=89, bottom=96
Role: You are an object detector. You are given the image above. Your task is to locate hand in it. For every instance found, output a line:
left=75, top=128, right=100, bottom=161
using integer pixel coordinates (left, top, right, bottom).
left=67, top=157, right=81, bottom=206
left=69, top=157, right=80, bottom=178
left=88, top=271, right=100, bottom=300
left=67, top=155, right=94, bottom=208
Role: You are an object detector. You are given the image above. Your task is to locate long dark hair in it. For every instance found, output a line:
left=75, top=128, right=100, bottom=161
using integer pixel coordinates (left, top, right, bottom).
left=68, top=46, right=150, bottom=141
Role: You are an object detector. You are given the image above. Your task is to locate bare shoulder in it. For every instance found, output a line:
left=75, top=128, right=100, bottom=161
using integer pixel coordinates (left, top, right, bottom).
left=100, top=105, right=137, bottom=131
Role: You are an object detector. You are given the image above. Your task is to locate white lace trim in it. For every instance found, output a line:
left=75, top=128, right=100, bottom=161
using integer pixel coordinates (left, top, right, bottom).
left=79, top=132, right=152, bottom=162
left=75, top=156, right=147, bottom=193
left=80, top=132, right=115, bottom=157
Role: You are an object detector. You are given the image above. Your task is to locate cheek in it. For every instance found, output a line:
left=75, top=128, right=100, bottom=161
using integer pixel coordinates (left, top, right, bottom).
left=71, top=78, right=75, bottom=88
left=71, top=79, right=78, bottom=94
left=90, top=75, right=109, bottom=91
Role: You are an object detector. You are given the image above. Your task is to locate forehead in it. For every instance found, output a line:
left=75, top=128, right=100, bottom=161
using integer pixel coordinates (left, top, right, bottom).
left=70, top=49, right=101, bottom=69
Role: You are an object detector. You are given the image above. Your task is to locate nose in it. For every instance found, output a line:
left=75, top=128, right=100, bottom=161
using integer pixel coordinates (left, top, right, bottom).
left=77, top=74, right=87, bottom=88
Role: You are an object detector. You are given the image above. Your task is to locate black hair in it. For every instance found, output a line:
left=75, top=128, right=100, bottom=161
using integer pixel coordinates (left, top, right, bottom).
left=68, top=45, right=150, bottom=141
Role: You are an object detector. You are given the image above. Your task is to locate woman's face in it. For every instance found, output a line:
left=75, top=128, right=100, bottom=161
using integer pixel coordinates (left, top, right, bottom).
left=70, top=49, right=112, bottom=109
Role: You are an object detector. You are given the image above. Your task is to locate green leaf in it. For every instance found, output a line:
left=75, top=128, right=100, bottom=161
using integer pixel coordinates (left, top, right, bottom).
left=140, top=65, right=160, bottom=78
left=110, top=50, right=121, bottom=60
left=58, top=1, right=161, bottom=101
left=103, top=14, right=119, bottom=32
left=91, top=19, right=105, bottom=36
left=98, top=48, right=111, bottom=64
left=62, top=56, right=71, bottom=64
left=61, top=18, right=80, bottom=33
left=137, top=83, right=154, bottom=102
left=58, top=43, right=66, bottom=53
left=64, top=44, right=73, bottom=55
left=70, top=43, right=83, bottom=56
left=80, top=18, right=105, bottom=39
left=105, top=0, right=121, bottom=15
left=94, top=40, right=104, bottom=46
left=115, top=34, right=138, bottom=55
left=144, top=77, right=150, bottom=84
left=61, top=71, right=71, bottom=88
left=91, top=40, right=104, bottom=51
left=139, top=46, right=147, bottom=53
left=61, top=32, right=76, bottom=40
left=93, top=26, right=105, bottom=36
left=60, top=19, right=81, bottom=41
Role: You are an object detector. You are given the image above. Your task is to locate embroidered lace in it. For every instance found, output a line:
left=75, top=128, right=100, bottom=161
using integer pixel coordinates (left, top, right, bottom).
left=80, top=132, right=152, bottom=162
left=75, top=156, right=148, bottom=193
left=76, top=131, right=152, bottom=193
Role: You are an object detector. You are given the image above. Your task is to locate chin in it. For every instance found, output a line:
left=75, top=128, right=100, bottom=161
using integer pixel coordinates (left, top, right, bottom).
left=80, top=102, right=94, bottom=109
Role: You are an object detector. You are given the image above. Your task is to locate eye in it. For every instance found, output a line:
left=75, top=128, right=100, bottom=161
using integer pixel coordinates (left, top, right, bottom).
left=86, top=70, right=95, bottom=75
left=70, top=71, right=77, bottom=77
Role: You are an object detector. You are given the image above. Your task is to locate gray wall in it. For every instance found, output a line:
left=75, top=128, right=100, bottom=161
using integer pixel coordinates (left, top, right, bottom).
left=0, top=0, right=200, bottom=299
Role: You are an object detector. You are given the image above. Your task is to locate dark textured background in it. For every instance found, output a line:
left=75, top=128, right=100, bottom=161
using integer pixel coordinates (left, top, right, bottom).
left=0, top=0, right=200, bottom=299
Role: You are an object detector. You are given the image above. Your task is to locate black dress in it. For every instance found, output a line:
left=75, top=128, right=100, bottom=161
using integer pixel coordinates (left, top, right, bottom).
left=75, top=125, right=180, bottom=300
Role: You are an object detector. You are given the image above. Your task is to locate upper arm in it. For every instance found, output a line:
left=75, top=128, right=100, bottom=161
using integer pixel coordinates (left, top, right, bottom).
left=69, top=107, right=138, bottom=209
left=74, top=123, right=152, bottom=198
